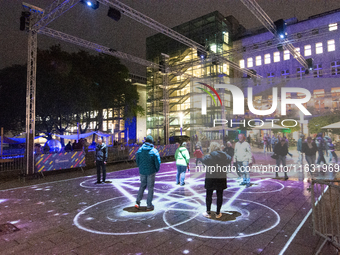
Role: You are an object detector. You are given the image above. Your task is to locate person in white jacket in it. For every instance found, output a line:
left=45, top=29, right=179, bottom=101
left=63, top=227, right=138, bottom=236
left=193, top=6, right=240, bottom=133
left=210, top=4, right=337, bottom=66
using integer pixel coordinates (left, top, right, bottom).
left=234, top=133, right=253, bottom=188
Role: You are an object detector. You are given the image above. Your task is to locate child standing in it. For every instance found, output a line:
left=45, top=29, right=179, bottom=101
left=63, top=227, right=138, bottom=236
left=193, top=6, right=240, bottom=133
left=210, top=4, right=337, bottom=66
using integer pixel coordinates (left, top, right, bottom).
left=194, top=145, right=204, bottom=166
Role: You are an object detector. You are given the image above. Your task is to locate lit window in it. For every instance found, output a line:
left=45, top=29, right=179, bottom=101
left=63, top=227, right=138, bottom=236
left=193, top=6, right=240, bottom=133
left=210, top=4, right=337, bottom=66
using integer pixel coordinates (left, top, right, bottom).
left=247, top=57, right=253, bottom=68
left=328, top=40, right=335, bottom=52
left=273, top=52, right=280, bottom=62
left=210, top=44, right=217, bottom=53
left=304, top=45, right=311, bottom=56
left=315, top=42, right=323, bottom=54
left=256, top=56, right=262, bottom=66
left=223, top=32, right=229, bottom=44
left=329, top=23, right=338, bottom=31
left=284, top=50, right=290, bottom=60
left=239, top=59, right=245, bottom=68
left=313, top=89, right=325, bottom=98
left=294, top=47, right=300, bottom=58
left=264, top=54, right=271, bottom=64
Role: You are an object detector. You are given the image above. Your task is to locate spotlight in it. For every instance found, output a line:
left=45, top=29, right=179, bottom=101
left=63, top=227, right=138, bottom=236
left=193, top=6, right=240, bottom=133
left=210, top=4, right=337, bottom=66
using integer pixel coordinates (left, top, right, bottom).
left=80, top=0, right=99, bottom=10
left=107, top=7, right=121, bottom=21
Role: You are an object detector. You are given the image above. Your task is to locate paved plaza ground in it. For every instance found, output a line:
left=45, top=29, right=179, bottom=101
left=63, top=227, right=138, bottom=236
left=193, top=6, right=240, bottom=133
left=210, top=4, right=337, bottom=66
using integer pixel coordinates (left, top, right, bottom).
left=0, top=148, right=339, bottom=254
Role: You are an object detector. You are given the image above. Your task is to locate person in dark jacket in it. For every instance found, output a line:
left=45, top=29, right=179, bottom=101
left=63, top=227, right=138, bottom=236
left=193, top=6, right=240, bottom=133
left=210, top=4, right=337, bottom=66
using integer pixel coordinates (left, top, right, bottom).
left=302, top=136, right=317, bottom=171
left=273, top=138, right=292, bottom=180
left=223, top=141, right=234, bottom=163
left=95, top=138, right=108, bottom=184
left=135, top=135, right=161, bottom=211
left=199, top=142, right=231, bottom=219
left=296, top=134, right=305, bottom=165
left=315, top=133, right=326, bottom=165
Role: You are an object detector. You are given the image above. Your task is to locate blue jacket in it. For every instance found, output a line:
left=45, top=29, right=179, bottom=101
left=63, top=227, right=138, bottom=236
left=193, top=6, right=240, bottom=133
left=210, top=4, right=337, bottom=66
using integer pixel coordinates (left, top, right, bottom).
left=136, top=142, right=161, bottom=175
left=297, top=138, right=303, bottom=152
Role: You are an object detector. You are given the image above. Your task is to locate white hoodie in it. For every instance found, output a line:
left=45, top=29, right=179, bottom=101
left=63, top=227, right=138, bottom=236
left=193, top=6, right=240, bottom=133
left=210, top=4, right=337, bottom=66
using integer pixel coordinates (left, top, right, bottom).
left=234, top=141, right=252, bottom=163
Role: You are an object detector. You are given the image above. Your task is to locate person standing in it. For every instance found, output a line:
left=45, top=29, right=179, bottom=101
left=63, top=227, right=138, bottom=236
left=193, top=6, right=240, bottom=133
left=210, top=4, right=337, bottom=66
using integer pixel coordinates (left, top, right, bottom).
left=315, top=133, right=326, bottom=165
left=267, top=136, right=272, bottom=152
left=327, top=138, right=338, bottom=164
left=271, top=135, right=278, bottom=149
left=302, top=136, right=317, bottom=172
left=135, top=135, right=161, bottom=211
left=273, top=138, right=291, bottom=180
left=263, top=136, right=268, bottom=153
left=194, top=145, right=204, bottom=166
left=95, top=138, right=108, bottom=184
left=199, top=142, right=231, bottom=219
left=296, top=134, right=305, bottom=165
left=175, top=142, right=190, bottom=186
left=234, top=133, right=253, bottom=188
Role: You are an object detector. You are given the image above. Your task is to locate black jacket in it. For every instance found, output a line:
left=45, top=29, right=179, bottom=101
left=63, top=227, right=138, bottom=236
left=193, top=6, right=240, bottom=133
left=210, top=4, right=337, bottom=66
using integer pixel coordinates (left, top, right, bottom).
left=223, top=147, right=234, bottom=158
left=273, top=143, right=289, bottom=156
left=95, top=143, right=108, bottom=162
left=302, top=142, right=317, bottom=156
left=200, top=150, right=231, bottom=190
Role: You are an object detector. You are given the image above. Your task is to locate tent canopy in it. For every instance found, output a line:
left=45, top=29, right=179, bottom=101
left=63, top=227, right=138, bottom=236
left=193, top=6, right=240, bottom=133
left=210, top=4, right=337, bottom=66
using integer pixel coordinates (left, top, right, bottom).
left=54, top=131, right=112, bottom=140
left=322, top=121, right=340, bottom=129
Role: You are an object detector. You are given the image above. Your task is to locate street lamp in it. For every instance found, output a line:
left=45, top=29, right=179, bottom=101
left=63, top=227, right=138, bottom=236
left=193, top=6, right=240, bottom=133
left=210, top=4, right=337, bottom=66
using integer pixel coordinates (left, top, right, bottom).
left=179, top=112, right=183, bottom=136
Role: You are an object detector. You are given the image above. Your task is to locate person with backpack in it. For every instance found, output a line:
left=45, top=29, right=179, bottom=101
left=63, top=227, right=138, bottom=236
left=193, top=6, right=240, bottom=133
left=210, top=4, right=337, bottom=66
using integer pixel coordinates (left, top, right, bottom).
left=175, top=142, right=190, bottom=186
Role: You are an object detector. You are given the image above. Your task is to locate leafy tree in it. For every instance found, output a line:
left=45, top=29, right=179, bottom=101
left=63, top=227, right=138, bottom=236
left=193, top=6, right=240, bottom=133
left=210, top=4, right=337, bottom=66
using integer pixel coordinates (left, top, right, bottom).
left=308, top=112, right=340, bottom=135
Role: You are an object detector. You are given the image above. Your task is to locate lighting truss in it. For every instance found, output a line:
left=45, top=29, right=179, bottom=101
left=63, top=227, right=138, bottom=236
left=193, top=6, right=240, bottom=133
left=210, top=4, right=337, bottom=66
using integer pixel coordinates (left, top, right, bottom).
left=239, top=0, right=308, bottom=69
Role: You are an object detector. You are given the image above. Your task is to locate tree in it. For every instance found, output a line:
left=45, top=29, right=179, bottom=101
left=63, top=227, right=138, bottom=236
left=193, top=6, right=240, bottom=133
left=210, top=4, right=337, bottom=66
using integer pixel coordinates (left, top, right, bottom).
left=308, top=113, right=340, bottom=135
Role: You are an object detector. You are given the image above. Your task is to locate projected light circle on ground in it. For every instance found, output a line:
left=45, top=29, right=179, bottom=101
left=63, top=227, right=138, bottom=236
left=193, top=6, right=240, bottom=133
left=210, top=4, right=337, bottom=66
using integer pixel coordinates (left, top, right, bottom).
left=226, top=180, right=284, bottom=193
left=73, top=196, right=201, bottom=235
left=163, top=198, right=280, bottom=239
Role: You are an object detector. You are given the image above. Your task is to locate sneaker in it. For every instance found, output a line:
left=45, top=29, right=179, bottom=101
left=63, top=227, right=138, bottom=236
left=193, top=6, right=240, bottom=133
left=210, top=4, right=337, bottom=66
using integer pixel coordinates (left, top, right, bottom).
left=202, top=212, right=211, bottom=218
left=135, top=202, right=140, bottom=209
left=284, top=176, right=289, bottom=181
left=215, top=212, right=223, bottom=219
left=95, top=181, right=102, bottom=184
left=246, top=183, right=251, bottom=188
left=146, top=206, right=154, bottom=211
left=180, top=183, right=185, bottom=186
left=239, top=182, right=246, bottom=186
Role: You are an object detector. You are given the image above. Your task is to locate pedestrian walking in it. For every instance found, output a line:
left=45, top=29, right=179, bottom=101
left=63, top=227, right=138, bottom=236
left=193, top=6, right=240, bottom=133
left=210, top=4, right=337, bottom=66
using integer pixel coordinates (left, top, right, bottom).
left=273, top=138, right=292, bottom=180
left=94, top=138, right=108, bottom=184
left=263, top=136, right=268, bottom=153
left=135, top=135, right=161, bottom=211
left=234, top=133, right=253, bottom=188
left=302, top=136, right=317, bottom=172
left=175, top=142, right=190, bottom=186
left=326, top=138, right=338, bottom=164
left=267, top=136, right=272, bottom=152
left=315, top=133, right=326, bottom=165
left=199, top=142, right=231, bottom=219
left=296, top=134, right=305, bottom=165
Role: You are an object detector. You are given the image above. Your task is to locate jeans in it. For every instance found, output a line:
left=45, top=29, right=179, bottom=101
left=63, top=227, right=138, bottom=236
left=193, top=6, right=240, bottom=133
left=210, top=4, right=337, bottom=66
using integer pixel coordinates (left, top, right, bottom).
left=96, top=161, right=106, bottom=182
left=176, top=165, right=187, bottom=185
left=305, top=155, right=316, bottom=172
left=263, top=144, right=267, bottom=153
left=297, top=151, right=304, bottom=165
left=236, top=161, right=250, bottom=184
left=317, top=151, right=326, bottom=165
left=276, top=155, right=288, bottom=177
left=136, top=173, right=156, bottom=208
left=206, top=189, right=223, bottom=213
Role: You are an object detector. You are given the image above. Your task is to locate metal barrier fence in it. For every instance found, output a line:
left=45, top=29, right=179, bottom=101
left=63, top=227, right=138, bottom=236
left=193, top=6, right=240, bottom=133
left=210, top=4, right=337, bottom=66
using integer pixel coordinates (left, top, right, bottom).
left=0, top=155, right=25, bottom=173
left=311, top=179, right=340, bottom=254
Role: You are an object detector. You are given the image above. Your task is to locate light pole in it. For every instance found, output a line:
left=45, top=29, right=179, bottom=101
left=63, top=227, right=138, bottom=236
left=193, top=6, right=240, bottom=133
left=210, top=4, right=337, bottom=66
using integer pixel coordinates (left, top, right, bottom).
left=179, top=112, right=183, bottom=136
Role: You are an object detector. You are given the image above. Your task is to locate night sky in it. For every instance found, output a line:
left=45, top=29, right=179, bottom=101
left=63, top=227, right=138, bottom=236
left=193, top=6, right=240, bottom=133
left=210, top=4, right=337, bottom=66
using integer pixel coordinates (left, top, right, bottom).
left=1, top=0, right=340, bottom=76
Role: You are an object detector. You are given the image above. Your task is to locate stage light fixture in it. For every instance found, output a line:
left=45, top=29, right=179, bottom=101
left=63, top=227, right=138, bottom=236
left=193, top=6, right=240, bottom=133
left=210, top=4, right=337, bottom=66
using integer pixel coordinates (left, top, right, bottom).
left=80, top=0, right=99, bottom=10
left=107, top=7, right=121, bottom=21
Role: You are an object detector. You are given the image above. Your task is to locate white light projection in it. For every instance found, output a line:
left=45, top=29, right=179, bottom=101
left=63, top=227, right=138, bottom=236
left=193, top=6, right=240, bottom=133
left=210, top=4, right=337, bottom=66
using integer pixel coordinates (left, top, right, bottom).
left=74, top=168, right=281, bottom=238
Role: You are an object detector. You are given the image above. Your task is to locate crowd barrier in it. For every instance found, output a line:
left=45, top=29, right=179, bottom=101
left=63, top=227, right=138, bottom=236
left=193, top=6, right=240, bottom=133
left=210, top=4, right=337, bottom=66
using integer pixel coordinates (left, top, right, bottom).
left=0, top=155, right=25, bottom=173
left=311, top=179, right=340, bottom=254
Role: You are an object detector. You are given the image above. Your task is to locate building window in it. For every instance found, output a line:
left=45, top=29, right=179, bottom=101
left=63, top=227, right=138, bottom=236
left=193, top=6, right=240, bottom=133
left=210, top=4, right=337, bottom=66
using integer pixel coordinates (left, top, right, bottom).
left=294, top=47, right=300, bottom=58
left=264, top=54, right=271, bottom=64
left=297, top=67, right=305, bottom=79
left=273, top=52, right=280, bottom=62
left=223, top=32, right=229, bottom=44
left=247, top=57, right=253, bottom=68
left=331, top=61, right=340, bottom=75
left=281, top=69, right=289, bottom=79
left=256, top=56, right=262, bottom=66
left=329, top=23, right=338, bottom=31
left=315, top=42, right=323, bottom=54
left=239, top=59, right=245, bottom=68
left=284, top=50, right=290, bottom=60
left=304, top=45, right=311, bottom=56
left=314, top=89, right=325, bottom=98
left=267, top=72, right=274, bottom=84
left=328, top=40, right=335, bottom=52
left=313, top=64, right=323, bottom=77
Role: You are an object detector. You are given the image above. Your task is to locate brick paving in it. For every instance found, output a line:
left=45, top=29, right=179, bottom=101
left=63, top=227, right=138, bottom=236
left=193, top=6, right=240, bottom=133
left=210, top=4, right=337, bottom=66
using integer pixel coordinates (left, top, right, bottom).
left=0, top=148, right=339, bottom=254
